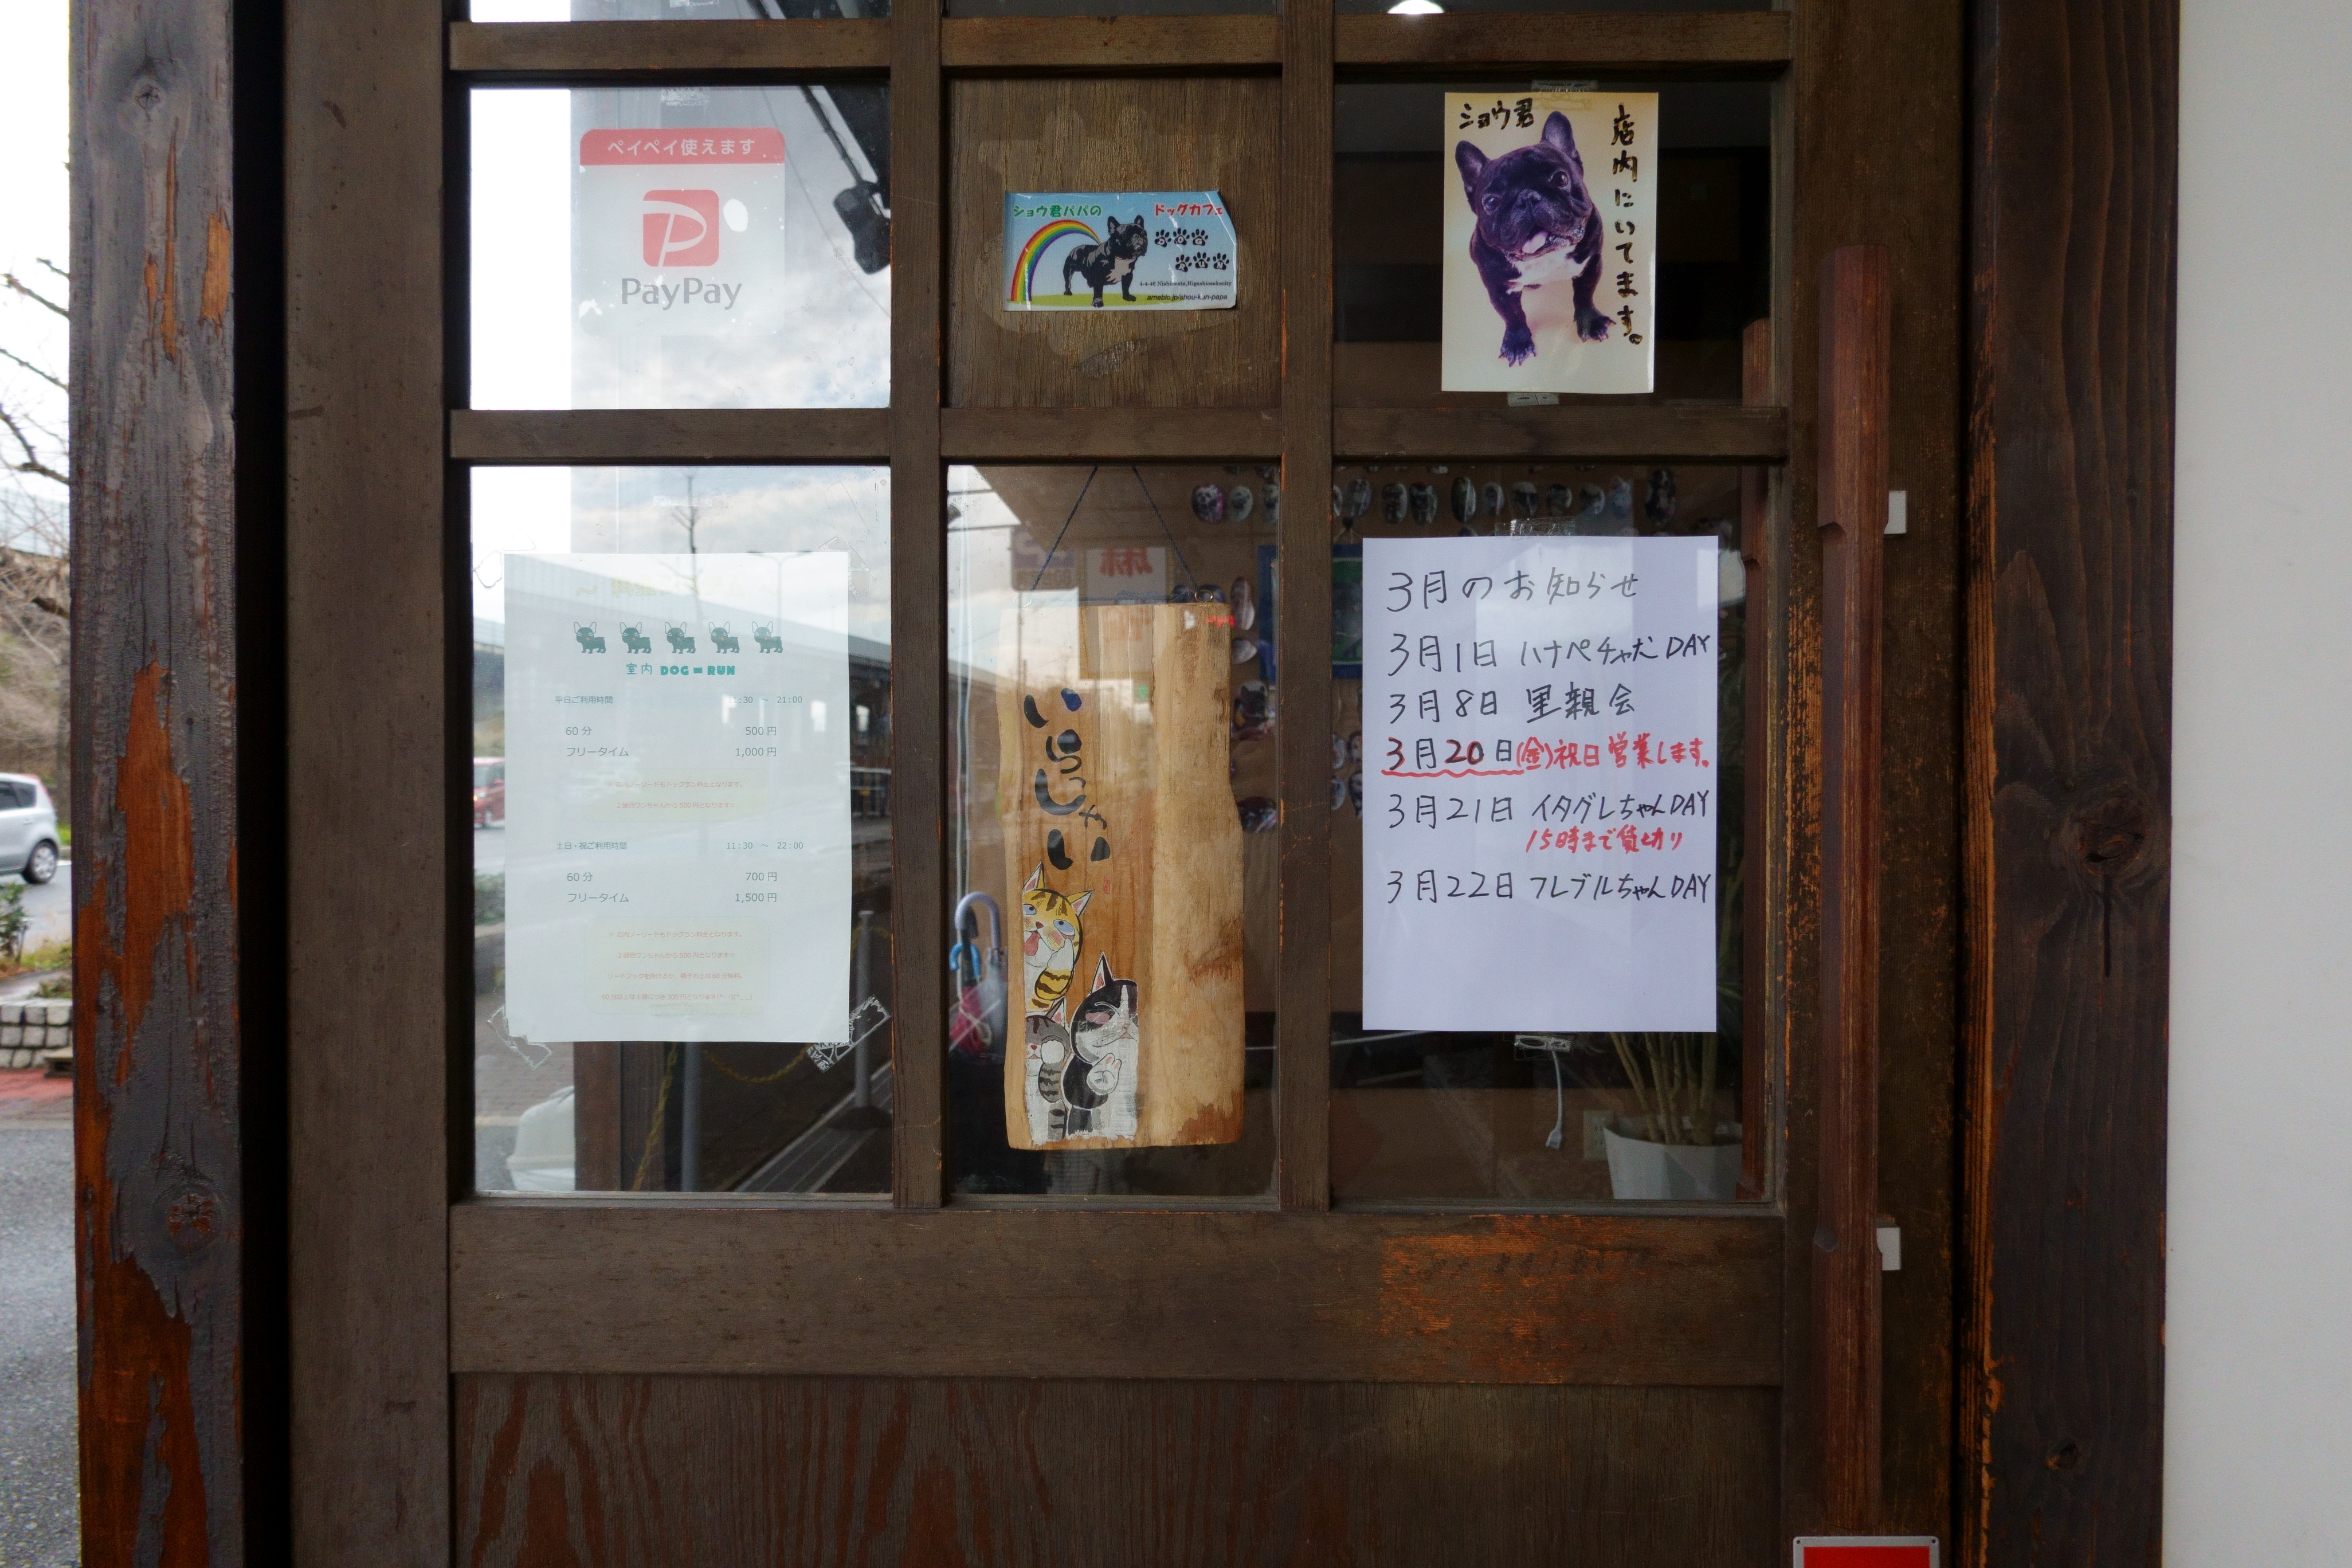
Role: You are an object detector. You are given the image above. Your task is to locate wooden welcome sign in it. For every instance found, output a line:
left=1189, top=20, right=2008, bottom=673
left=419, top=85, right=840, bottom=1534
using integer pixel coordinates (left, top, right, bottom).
left=998, top=599, right=1245, bottom=1150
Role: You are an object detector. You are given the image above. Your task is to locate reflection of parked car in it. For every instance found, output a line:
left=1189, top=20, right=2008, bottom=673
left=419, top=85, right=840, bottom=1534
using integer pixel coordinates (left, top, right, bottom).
left=473, top=757, right=505, bottom=826
left=0, top=774, right=61, bottom=884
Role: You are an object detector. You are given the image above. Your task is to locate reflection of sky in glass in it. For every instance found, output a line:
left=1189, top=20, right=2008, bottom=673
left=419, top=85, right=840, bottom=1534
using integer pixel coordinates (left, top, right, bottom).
left=946, top=466, right=1022, bottom=685
left=469, top=84, right=889, bottom=411
left=473, top=466, right=890, bottom=642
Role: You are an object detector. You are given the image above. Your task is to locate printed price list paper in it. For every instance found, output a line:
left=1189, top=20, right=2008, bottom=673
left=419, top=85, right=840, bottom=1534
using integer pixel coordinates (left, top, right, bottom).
left=503, top=552, right=852, bottom=1044
left=1362, top=536, right=1719, bottom=1032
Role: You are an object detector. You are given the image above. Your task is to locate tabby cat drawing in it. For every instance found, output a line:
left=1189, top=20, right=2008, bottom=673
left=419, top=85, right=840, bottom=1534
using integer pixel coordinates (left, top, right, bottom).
left=1020, top=864, right=1092, bottom=1016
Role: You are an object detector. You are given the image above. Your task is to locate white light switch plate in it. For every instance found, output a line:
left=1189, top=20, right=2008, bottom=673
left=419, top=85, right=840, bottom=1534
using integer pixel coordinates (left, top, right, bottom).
left=1886, top=489, right=1909, bottom=534
left=1877, top=1224, right=1902, bottom=1272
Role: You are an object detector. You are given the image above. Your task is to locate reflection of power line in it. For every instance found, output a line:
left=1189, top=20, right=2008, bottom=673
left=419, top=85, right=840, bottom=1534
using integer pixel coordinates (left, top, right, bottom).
left=799, top=86, right=880, bottom=191
left=802, top=92, right=889, bottom=275
left=782, top=154, right=890, bottom=317
left=746, top=79, right=889, bottom=311
left=748, top=0, right=892, bottom=274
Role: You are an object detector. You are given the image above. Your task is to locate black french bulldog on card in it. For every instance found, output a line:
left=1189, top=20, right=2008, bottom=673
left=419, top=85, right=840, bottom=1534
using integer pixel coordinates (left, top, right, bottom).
left=1062, top=215, right=1150, bottom=308
left=1456, top=111, right=1609, bottom=365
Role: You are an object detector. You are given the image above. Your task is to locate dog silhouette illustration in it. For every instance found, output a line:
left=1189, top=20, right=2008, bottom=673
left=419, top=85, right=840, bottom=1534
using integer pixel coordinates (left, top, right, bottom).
left=620, top=624, right=654, bottom=654
left=1063, top=215, right=1150, bottom=308
left=754, top=626, right=783, bottom=653
left=710, top=625, right=742, bottom=653
left=665, top=626, right=697, bottom=654
left=574, top=622, right=607, bottom=653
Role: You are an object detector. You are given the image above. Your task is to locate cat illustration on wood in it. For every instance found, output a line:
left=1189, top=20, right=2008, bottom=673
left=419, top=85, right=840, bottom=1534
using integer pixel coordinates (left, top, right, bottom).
left=1029, top=955, right=1141, bottom=1142
left=1026, top=1014, right=1070, bottom=1127
left=1020, top=864, right=1093, bottom=1017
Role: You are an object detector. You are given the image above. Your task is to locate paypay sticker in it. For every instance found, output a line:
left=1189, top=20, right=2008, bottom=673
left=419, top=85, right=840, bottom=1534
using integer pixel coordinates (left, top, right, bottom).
left=575, top=127, right=788, bottom=339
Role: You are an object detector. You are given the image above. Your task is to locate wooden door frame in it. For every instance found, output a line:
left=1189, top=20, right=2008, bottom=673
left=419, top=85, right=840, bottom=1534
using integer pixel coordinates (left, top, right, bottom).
left=68, top=0, right=2172, bottom=1561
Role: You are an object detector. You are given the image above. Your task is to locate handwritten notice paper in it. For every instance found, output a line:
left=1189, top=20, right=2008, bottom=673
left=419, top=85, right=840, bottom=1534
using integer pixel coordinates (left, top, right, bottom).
left=1362, top=536, right=1719, bottom=1032
left=503, top=552, right=852, bottom=1044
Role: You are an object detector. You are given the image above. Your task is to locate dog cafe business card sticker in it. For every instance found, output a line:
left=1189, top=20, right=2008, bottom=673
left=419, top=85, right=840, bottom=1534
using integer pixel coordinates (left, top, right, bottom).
left=575, top=127, right=789, bottom=338
left=1002, top=193, right=1237, bottom=311
left=1442, top=93, right=1659, bottom=395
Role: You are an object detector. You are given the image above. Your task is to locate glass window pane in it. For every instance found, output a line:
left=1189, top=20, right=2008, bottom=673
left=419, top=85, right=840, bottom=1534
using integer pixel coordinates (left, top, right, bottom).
left=472, top=0, right=887, bottom=23
left=1326, top=461, right=1756, bottom=1204
left=469, top=85, right=891, bottom=410
left=947, top=465, right=1277, bottom=1197
left=471, top=465, right=894, bottom=1195
left=1335, top=82, right=1770, bottom=405
left=946, top=0, right=1267, bottom=19
left=1336, top=0, right=1763, bottom=12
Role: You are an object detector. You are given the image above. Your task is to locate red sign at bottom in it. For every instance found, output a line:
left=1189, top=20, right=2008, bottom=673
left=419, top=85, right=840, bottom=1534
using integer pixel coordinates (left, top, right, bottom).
left=1794, top=1539, right=1939, bottom=1568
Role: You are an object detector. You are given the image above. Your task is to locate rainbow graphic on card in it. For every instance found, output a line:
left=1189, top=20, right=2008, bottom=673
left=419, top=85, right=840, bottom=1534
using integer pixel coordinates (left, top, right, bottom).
left=1002, top=192, right=1238, bottom=312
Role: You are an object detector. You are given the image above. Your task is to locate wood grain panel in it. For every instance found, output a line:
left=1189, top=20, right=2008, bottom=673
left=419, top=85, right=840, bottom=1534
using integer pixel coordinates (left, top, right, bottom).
left=1335, top=11, right=1791, bottom=73
left=1334, top=404, right=1787, bottom=464
left=941, top=406, right=1279, bottom=460
left=947, top=78, right=1280, bottom=409
left=457, top=1375, right=1780, bottom=1568
left=448, top=18, right=891, bottom=76
left=1737, top=319, right=1773, bottom=1204
left=1813, top=244, right=1890, bottom=1531
left=72, top=0, right=253, bottom=1554
left=943, top=16, right=1279, bottom=72
left=286, top=0, right=450, bottom=1552
left=890, top=0, right=947, bottom=1206
left=450, top=408, right=891, bottom=464
left=1962, top=0, right=2175, bottom=1561
left=450, top=1205, right=1784, bottom=1384
left=1277, top=0, right=1334, bottom=1212
left=993, top=605, right=1244, bottom=1150
left=1778, top=0, right=1967, bottom=1545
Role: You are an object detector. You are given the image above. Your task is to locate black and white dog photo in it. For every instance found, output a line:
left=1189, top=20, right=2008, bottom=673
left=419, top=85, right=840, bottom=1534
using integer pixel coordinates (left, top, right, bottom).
left=1063, top=215, right=1150, bottom=308
left=1456, top=111, right=1608, bottom=365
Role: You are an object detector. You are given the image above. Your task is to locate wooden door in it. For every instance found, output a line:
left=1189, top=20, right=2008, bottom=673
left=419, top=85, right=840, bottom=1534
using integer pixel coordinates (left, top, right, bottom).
left=274, top=0, right=1969, bottom=1560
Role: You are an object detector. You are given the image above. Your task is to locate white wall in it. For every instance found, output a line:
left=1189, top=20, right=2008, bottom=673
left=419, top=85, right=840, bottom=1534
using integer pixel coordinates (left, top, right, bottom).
left=2170, top=0, right=2352, bottom=1557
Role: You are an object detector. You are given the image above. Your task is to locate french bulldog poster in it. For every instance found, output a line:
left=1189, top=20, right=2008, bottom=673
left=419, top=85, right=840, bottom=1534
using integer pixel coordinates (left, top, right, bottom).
left=1442, top=93, right=1659, bottom=394
left=1002, top=191, right=1238, bottom=311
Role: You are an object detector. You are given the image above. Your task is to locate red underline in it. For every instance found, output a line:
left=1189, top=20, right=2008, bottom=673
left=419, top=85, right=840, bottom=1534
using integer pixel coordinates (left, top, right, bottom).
left=1377, top=767, right=1529, bottom=778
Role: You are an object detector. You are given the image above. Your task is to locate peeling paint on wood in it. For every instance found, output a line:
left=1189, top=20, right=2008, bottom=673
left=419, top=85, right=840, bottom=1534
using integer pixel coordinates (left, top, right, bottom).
left=72, top=0, right=246, bottom=1560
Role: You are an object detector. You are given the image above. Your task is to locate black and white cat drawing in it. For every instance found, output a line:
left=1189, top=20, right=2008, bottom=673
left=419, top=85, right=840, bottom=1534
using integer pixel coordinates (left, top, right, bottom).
left=1046, top=957, right=1139, bottom=1139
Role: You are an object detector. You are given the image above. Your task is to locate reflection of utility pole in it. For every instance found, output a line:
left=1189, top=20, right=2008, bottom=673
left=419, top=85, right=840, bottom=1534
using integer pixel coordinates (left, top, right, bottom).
left=674, top=475, right=701, bottom=556
left=667, top=475, right=708, bottom=625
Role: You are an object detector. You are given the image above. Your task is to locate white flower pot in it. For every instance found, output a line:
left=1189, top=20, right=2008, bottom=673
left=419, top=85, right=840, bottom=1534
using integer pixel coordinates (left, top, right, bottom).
left=1602, top=1120, right=1743, bottom=1201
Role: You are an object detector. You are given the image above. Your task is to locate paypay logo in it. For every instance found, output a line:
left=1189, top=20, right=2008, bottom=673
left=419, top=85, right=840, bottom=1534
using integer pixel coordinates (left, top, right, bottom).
left=642, top=189, right=722, bottom=267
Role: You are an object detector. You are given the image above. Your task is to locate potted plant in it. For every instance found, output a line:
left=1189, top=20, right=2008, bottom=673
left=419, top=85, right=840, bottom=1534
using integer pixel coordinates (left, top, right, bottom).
left=1601, top=732, right=1746, bottom=1199
left=1598, top=1030, right=1743, bottom=1200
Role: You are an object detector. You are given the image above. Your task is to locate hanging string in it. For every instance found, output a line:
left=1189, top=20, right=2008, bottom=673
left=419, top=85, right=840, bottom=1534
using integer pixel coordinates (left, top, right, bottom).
left=1029, top=464, right=1101, bottom=593
left=629, top=1045, right=680, bottom=1192
left=1131, top=466, right=1202, bottom=592
left=702, top=1044, right=813, bottom=1087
